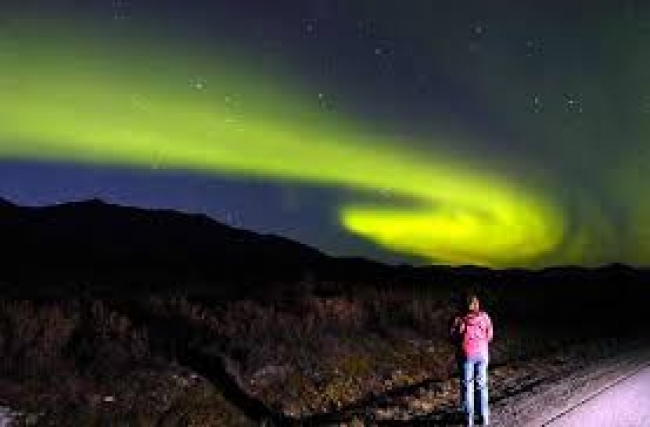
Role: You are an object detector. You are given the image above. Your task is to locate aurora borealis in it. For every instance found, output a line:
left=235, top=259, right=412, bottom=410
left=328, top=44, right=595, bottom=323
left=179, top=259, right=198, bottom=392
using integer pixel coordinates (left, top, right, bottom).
left=1, top=1, right=649, bottom=267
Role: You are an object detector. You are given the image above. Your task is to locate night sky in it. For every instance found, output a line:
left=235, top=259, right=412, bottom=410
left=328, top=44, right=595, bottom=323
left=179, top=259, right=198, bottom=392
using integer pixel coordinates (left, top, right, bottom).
left=1, top=1, right=649, bottom=268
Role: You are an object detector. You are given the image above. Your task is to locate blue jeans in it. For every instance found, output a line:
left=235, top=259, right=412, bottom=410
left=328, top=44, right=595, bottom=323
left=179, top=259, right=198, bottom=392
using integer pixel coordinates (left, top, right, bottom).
left=460, top=356, right=489, bottom=425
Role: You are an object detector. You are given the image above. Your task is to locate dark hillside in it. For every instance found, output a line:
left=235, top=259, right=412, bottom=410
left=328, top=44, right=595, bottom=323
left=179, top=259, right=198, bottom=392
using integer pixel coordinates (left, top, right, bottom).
left=0, top=198, right=326, bottom=292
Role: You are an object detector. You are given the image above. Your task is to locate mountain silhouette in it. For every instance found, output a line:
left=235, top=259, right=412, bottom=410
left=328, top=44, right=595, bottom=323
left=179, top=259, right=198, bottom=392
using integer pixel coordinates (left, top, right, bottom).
left=0, top=197, right=328, bottom=292
left=1, top=196, right=650, bottom=311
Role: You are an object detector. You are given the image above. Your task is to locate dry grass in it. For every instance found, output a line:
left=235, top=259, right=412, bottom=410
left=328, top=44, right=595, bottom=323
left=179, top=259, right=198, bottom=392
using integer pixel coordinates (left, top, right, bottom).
left=0, top=298, right=251, bottom=426
left=0, top=279, right=637, bottom=422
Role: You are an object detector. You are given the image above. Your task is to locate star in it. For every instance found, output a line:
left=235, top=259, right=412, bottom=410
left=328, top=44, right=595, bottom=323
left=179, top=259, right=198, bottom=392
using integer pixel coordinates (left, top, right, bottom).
left=317, top=92, right=336, bottom=111
left=525, top=39, right=544, bottom=57
left=302, top=19, right=318, bottom=38
left=531, top=95, right=543, bottom=113
left=189, top=78, right=207, bottom=91
left=564, top=94, right=584, bottom=114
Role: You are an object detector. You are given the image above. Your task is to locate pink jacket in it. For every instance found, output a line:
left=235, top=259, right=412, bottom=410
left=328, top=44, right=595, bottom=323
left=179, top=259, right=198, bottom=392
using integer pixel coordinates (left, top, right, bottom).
left=450, top=310, right=493, bottom=359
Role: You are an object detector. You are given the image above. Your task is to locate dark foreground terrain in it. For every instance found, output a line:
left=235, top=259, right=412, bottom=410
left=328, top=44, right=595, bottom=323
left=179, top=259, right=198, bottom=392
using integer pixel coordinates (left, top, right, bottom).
left=0, top=199, right=649, bottom=425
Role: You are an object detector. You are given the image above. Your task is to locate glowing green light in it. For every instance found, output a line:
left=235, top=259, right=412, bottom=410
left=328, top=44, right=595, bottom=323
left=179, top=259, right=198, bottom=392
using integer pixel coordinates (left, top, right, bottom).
left=0, top=18, right=566, bottom=267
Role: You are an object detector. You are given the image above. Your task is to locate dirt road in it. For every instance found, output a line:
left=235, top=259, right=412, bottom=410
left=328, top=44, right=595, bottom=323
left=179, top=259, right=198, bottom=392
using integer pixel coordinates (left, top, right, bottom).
left=543, top=364, right=650, bottom=427
left=491, top=342, right=650, bottom=427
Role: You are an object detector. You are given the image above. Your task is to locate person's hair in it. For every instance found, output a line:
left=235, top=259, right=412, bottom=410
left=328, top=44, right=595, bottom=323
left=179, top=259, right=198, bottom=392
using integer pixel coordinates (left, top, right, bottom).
left=452, top=290, right=482, bottom=313
left=465, top=293, right=480, bottom=313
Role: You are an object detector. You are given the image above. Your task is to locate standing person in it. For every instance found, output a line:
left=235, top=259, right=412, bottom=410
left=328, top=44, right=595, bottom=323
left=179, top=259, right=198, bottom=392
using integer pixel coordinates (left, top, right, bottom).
left=450, top=293, right=494, bottom=427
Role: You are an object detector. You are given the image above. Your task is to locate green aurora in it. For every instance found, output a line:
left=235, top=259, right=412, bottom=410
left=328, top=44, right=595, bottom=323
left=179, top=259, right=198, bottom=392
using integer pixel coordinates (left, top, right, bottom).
left=0, top=18, right=587, bottom=267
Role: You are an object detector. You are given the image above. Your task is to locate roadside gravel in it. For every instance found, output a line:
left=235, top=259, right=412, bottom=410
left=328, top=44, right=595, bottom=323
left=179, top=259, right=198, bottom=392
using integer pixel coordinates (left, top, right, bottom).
left=491, top=338, right=650, bottom=426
